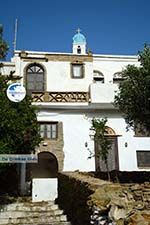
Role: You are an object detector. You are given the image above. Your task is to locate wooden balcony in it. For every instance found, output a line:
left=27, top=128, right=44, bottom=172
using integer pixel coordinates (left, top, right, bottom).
left=32, top=92, right=89, bottom=103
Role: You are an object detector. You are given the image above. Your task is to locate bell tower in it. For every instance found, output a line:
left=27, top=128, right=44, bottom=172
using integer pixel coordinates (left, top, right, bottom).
left=72, top=28, right=86, bottom=55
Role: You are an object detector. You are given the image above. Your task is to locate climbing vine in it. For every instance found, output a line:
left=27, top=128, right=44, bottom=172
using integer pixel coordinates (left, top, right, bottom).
left=90, top=118, right=112, bottom=180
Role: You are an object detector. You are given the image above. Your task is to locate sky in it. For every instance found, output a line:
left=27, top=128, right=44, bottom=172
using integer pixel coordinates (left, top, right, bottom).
left=1, top=0, right=150, bottom=60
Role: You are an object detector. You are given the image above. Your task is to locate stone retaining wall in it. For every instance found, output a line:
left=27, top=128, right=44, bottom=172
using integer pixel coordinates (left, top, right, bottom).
left=57, top=173, right=94, bottom=225
left=57, top=172, right=150, bottom=225
left=93, top=171, right=150, bottom=183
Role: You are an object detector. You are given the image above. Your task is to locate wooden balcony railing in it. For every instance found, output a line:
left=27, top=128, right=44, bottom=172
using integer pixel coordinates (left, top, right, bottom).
left=32, top=92, right=89, bottom=103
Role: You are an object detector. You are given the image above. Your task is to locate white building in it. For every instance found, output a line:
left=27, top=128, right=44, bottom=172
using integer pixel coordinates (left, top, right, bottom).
left=1, top=30, right=150, bottom=177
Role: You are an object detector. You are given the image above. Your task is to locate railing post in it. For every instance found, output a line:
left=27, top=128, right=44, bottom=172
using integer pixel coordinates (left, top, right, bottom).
left=43, top=92, right=49, bottom=102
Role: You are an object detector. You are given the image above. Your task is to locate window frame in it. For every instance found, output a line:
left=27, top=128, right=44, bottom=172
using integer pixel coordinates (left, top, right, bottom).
left=39, top=122, right=58, bottom=140
left=113, top=72, right=124, bottom=84
left=136, top=150, right=150, bottom=168
left=25, top=63, right=45, bottom=94
left=93, top=70, right=104, bottom=83
left=71, top=63, right=84, bottom=79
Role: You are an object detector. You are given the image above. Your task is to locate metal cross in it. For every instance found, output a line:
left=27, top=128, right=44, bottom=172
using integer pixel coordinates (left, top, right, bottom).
left=76, top=28, right=81, bottom=33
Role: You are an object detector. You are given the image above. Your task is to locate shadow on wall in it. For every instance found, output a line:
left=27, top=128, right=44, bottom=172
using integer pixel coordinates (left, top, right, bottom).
left=27, top=152, right=58, bottom=180
left=0, top=165, right=19, bottom=196
left=90, top=170, right=150, bottom=183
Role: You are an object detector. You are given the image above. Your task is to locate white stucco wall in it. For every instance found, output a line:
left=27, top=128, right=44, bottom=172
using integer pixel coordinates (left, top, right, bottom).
left=90, top=83, right=118, bottom=103
left=93, top=55, right=140, bottom=84
left=45, top=61, right=93, bottom=91
left=12, top=52, right=140, bottom=104
left=0, top=62, right=15, bottom=76
left=89, top=113, right=150, bottom=171
left=13, top=54, right=93, bottom=92
left=7, top=52, right=150, bottom=172
left=37, top=111, right=95, bottom=171
left=62, top=114, right=95, bottom=171
left=37, top=110, right=150, bottom=172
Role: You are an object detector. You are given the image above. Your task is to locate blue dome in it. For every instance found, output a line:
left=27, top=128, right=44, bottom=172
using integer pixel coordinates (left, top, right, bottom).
left=73, top=32, right=86, bottom=44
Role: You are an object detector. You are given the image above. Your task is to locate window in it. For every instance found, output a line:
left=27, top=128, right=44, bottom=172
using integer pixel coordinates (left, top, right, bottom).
left=40, top=123, right=58, bottom=139
left=71, top=63, right=84, bottom=78
left=93, top=70, right=104, bottom=83
left=26, top=63, right=45, bottom=93
left=77, top=46, right=81, bottom=54
left=113, top=72, right=124, bottom=84
left=137, top=151, right=150, bottom=168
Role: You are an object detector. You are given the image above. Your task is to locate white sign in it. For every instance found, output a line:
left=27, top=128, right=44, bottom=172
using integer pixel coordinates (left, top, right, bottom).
left=7, top=83, right=26, bottom=102
left=32, top=178, right=58, bottom=202
left=0, top=154, right=38, bottom=163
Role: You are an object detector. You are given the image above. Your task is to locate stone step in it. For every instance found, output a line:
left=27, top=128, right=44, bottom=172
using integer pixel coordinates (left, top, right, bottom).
left=0, top=209, right=64, bottom=218
left=0, top=199, right=71, bottom=225
left=0, top=214, right=68, bottom=224
left=1, top=202, right=59, bottom=212
left=3, top=200, right=54, bottom=205
left=2, top=200, right=54, bottom=207
left=0, top=223, right=71, bottom=225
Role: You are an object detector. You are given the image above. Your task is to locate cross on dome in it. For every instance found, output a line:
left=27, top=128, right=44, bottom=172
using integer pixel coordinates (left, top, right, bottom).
left=76, top=28, right=81, bottom=33
left=72, top=28, right=86, bottom=44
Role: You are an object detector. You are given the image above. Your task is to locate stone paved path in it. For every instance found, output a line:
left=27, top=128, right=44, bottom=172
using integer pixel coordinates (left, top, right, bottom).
left=0, top=198, right=71, bottom=225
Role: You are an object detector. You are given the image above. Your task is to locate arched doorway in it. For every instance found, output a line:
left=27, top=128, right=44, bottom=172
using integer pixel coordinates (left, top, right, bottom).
left=95, top=127, right=119, bottom=172
left=27, top=152, right=59, bottom=201
left=27, top=152, right=58, bottom=179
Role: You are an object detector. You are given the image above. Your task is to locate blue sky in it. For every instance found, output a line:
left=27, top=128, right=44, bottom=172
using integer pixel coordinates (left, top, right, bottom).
left=1, top=0, right=150, bottom=59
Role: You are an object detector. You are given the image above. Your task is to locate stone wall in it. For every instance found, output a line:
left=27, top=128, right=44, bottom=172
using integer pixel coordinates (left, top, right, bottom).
left=57, top=173, right=94, bottom=225
left=57, top=172, right=150, bottom=225
left=37, top=122, right=64, bottom=171
left=93, top=171, right=150, bottom=183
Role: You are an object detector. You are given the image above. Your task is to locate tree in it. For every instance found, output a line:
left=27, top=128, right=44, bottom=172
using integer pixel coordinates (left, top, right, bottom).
left=0, top=24, right=41, bottom=195
left=0, top=75, right=41, bottom=155
left=0, top=24, right=9, bottom=59
left=0, top=25, right=41, bottom=166
left=90, top=118, right=112, bottom=180
left=114, top=45, right=150, bottom=134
